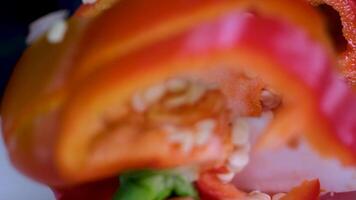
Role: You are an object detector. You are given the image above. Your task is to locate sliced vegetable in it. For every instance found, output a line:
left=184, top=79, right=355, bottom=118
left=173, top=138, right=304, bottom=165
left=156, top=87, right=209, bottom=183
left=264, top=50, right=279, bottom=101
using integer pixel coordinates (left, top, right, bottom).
left=197, top=171, right=321, bottom=200
left=1, top=0, right=355, bottom=188
left=280, top=179, right=320, bottom=200
left=73, top=0, right=332, bottom=81
left=196, top=169, right=245, bottom=200
left=113, top=169, right=199, bottom=200
left=58, top=8, right=356, bottom=183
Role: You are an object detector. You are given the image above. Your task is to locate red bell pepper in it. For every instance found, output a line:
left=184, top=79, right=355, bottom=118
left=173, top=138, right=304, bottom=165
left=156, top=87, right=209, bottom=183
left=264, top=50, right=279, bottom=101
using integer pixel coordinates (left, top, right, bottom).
left=197, top=171, right=320, bottom=200
left=1, top=0, right=355, bottom=199
left=196, top=168, right=246, bottom=200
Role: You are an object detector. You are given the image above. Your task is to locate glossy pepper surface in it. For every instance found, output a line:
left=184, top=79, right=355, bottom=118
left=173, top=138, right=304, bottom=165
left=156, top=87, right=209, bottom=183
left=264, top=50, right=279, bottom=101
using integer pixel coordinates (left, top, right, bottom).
left=1, top=0, right=356, bottom=190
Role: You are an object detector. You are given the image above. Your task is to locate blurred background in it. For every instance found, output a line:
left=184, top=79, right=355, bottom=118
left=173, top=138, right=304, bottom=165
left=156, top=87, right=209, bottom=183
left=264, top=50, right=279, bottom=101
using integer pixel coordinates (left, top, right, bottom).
left=0, top=1, right=81, bottom=199
left=0, top=0, right=81, bottom=98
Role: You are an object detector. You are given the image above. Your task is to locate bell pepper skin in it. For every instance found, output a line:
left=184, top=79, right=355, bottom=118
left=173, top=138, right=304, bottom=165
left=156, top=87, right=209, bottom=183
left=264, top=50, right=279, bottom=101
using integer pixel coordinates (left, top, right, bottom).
left=77, top=0, right=356, bottom=84
left=197, top=172, right=320, bottom=200
left=73, top=0, right=333, bottom=82
left=1, top=0, right=356, bottom=187
left=58, top=8, right=356, bottom=183
left=75, top=0, right=118, bottom=17
left=0, top=19, right=89, bottom=185
left=196, top=168, right=246, bottom=200
left=280, top=179, right=320, bottom=200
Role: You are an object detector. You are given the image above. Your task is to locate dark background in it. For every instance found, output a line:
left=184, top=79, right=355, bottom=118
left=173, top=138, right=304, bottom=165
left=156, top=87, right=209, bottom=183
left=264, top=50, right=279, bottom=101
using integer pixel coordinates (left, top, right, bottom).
left=0, top=0, right=81, bottom=99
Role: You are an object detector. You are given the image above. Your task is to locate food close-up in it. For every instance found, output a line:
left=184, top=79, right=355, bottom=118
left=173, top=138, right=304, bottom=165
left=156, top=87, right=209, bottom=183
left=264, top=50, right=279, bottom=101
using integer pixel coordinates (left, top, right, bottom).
left=0, top=0, right=356, bottom=199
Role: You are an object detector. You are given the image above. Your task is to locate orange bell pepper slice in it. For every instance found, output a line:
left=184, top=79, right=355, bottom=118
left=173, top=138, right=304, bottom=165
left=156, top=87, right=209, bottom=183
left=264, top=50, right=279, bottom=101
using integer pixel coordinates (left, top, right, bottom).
left=1, top=0, right=355, bottom=187
left=280, top=179, right=320, bottom=200
left=77, top=0, right=356, bottom=87
left=72, top=0, right=332, bottom=81
left=63, top=2, right=356, bottom=182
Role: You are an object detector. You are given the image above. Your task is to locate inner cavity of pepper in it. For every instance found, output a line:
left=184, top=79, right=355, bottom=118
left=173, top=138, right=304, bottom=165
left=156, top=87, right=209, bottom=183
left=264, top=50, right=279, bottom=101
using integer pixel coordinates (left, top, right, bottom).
left=93, top=78, right=229, bottom=149
left=91, top=74, right=282, bottom=182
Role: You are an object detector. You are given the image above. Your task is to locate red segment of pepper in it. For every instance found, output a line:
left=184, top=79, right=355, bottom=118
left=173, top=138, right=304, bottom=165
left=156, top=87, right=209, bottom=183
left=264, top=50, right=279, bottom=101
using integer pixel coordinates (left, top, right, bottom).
left=197, top=168, right=245, bottom=200
left=197, top=170, right=320, bottom=200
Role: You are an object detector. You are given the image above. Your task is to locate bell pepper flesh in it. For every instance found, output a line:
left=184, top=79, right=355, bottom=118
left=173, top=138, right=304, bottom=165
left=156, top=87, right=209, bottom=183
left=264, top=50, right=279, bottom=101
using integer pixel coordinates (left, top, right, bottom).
left=4, top=0, right=328, bottom=142
left=75, top=0, right=118, bottom=17
left=196, top=168, right=246, bottom=200
left=280, top=179, right=320, bottom=200
left=0, top=19, right=90, bottom=185
left=55, top=11, right=356, bottom=184
left=196, top=170, right=320, bottom=200
left=73, top=0, right=333, bottom=83
left=1, top=0, right=355, bottom=188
